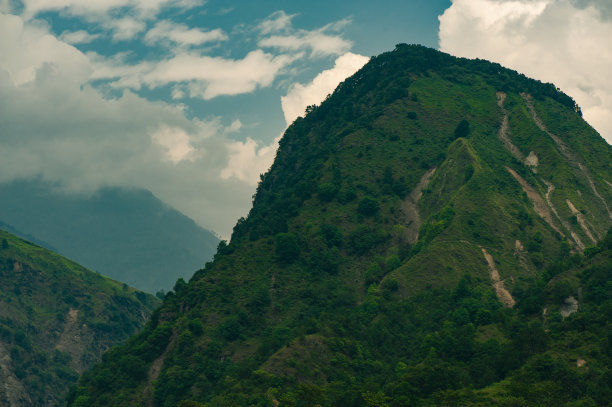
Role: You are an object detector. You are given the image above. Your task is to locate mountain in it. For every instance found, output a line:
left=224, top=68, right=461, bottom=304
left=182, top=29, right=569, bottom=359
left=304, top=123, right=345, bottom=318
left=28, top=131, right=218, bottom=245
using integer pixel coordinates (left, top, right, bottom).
left=0, top=182, right=219, bottom=293
left=69, top=44, right=612, bottom=406
left=0, top=229, right=160, bottom=406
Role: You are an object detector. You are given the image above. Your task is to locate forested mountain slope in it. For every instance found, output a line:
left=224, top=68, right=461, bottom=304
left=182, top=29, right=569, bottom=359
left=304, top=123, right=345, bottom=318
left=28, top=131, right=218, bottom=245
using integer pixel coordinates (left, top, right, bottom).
left=70, top=44, right=612, bottom=406
left=0, top=230, right=159, bottom=406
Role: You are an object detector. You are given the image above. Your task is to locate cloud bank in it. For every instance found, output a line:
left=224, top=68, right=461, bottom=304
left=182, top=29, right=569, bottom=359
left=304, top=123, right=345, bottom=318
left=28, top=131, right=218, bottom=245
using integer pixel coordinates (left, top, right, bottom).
left=0, top=9, right=367, bottom=238
left=0, top=12, right=254, bottom=237
left=439, top=0, right=612, bottom=143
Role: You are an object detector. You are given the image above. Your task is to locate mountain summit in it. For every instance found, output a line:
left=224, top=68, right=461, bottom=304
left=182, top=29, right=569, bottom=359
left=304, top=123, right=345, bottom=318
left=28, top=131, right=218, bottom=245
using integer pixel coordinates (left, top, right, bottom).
left=70, top=44, right=612, bottom=406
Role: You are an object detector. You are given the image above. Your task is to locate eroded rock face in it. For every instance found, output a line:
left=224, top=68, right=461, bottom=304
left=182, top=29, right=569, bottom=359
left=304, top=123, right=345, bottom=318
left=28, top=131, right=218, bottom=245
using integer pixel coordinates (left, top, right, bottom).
left=401, top=167, right=436, bottom=244
left=525, top=151, right=539, bottom=169
left=481, top=247, right=515, bottom=308
left=560, top=296, right=579, bottom=318
left=0, top=342, right=31, bottom=407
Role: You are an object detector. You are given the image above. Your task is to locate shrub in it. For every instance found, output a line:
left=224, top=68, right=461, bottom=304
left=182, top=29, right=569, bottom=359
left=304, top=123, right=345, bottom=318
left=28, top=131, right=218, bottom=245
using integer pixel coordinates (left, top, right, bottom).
left=320, top=223, right=343, bottom=247
left=275, top=233, right=300, bottom=263
left=358, top=196, right=380, bottom=217
left=317, top=182, right=337, bottom=202
left=454, top=120, right=470, bottom=139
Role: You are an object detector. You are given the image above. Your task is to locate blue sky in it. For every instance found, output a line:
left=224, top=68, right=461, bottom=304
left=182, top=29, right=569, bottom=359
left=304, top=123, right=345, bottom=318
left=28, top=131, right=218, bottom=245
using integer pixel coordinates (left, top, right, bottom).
left=1, top=0, right=611, bottom=238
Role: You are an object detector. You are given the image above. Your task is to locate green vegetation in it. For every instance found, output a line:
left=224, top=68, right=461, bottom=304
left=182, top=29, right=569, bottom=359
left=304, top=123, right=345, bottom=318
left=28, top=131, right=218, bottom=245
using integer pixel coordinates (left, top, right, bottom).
left=0, top=229, right=159, bottom=405
left=70, top=45, right=612, bottom=406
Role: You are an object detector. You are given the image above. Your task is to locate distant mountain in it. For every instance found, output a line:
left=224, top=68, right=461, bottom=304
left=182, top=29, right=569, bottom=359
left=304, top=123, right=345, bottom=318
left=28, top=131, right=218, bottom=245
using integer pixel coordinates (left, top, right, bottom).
left=71, top=45, right=612, bottom=406
left=0, top=229, right=159, bottom=406
left=0, top=181, right=219, bottom=293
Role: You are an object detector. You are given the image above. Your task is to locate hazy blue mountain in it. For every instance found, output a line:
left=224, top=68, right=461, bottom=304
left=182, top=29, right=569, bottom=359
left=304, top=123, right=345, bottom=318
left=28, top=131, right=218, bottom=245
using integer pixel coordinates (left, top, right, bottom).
left=0, top=180, right=219, bottom=293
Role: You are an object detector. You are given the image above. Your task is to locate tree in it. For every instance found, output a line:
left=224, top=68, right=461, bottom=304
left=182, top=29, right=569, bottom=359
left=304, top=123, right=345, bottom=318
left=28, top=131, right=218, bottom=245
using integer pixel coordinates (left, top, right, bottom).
left=358, top=196, right=380, bottom=217
left=453, top=120, right=470, bottom=139
left=275, top=233, right=300, bottom=263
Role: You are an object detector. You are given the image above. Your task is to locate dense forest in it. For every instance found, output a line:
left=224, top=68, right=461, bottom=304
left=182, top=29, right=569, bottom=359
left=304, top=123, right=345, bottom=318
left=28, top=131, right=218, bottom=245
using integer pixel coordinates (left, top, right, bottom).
left=68, top=44, right=612, bottom=406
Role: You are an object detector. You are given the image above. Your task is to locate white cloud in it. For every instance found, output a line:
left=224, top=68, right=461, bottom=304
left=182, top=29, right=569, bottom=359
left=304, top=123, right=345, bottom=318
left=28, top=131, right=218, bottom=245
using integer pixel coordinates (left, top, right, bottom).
left=227, top=119, right=243, bottom=133
left=144, top=20, right=228, bottom=48
left=104, top=16, right=147, bottom=40
left=93, top=50, right=297, bottom=99
left=21, top=0, right=203, bottom=20
left=220, top=137, right=280, bottom=185
left=0, top=13, right=92, bottom=86
left=258, top=11, right=352, bottom=56
left=258, top=10, right=295, bottom=34
left=151, top=126, right=197, bottom=163
left=60, top=29, right=101, bottom=44
left=0, top=12, right=266, bottom=238
left=259, top=32, right=352, bottom=57
left=439, top=0, right=612, bottom=143
left=281, top=52, right=369, bottom=126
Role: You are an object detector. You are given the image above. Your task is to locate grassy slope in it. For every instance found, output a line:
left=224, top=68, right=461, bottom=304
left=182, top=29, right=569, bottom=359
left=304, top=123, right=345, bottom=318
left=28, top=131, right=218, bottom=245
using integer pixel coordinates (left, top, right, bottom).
left=0, top=229, right=159, bottom=405
left=70, top=45, right=612, bottom=407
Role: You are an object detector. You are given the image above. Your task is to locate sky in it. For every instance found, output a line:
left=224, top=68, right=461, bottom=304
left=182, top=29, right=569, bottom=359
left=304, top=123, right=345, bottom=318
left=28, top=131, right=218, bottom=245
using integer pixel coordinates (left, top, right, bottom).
left=0, top=0, right=611, bottom=239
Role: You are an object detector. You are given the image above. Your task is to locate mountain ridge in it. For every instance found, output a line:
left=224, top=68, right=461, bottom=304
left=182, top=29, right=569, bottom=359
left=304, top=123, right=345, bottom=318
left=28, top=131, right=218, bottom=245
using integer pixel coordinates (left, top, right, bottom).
left=69, top=44, right=612, bottom=406
left=0, top=181, right=219, bottom=293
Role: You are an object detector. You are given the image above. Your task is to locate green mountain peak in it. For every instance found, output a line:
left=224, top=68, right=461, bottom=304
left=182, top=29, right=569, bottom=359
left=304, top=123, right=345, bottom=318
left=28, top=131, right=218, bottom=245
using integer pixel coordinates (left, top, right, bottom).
left=70, top=44, right=612, bottom=407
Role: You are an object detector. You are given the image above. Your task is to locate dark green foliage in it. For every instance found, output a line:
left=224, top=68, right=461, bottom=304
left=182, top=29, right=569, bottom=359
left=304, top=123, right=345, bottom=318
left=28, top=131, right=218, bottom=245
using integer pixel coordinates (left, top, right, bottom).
left=319, top=223, right=343, bottom=247
left=275, top=233, right=300, bottom=263
left=70, top=45, right=612, bottom=407
left=348, top=226, right=385, bottom=254
left=0, top=229, right=158, bottom=405
left=453, top=119, right=470, bottom=140
left=357, top=196, right=380, bottom=217
left=317, top=182, right=338, bottom=202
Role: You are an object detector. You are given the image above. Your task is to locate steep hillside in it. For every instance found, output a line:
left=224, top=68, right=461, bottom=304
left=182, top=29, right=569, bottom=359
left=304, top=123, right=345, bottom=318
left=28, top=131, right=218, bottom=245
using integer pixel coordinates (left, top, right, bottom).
left=70, top=45, right=612, bottom=406
left=0, top=182, right=219, bottom=293
left=0, top=230, right=159, bottom=406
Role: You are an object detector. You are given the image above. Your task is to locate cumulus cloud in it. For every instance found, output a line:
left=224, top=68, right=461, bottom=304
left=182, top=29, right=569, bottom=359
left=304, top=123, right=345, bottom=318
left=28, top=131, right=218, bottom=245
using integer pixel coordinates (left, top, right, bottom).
left=60, top=29, right=101, bottom=44
left=144, top=20, right=228, bottom=48
left=257, top=10, right=295, bottom=34
left=21, top=0, right=203, bottom=20
left=220, top=137, right=280, bottom=185
left=258, top=11, right=352, bottom=56
left=0, top=12, right=261, bottom=238
left=104, top=16, right=147, bottom=40
left=151, top=126, right=197, bottom=163
left=281, top=52, right=369, bottom=126
left=91, top=49, right=298, bottom=99
left=439, top=0, right=612, bottom=143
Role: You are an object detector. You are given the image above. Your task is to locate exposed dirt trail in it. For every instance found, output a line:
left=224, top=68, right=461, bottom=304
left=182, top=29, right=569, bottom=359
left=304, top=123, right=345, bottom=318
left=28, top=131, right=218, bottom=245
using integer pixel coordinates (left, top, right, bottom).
left=496, top=92, right=525, bottom=162
left=541, top=179, right=585, bottom=250
left=481, top=248, right=515, bottom=308
left=55, top=308, right=88, bottom=373
left=522, top=93, right=612, bottom=220
left=567, top=199, right=597, bottom=244
left=401, top=167, right=436, bottom=244
left=505, top=167, right=563, bottom=236
left=144, top=332, right=177, bottom=407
